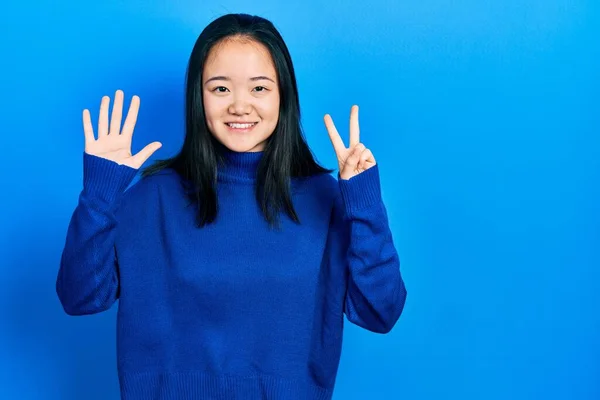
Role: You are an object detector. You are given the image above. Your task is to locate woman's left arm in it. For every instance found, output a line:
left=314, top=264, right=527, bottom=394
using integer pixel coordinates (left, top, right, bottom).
left=335, top=164, right=407, bottom=334
left=324, top=105, right=407, bottom=334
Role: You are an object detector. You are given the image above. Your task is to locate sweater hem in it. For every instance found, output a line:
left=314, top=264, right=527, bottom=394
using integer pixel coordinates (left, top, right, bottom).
left=119, top=370, right=334, bottom=400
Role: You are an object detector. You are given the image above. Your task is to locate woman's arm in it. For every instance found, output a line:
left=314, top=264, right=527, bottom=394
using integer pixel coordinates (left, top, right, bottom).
left=56, top=153, right=138, bottom=315
left=334, top=164, right=407, bottom=334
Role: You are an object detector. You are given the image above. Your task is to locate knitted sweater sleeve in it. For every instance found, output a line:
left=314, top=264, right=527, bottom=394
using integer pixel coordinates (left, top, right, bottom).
left=334, top=164, right=407, bottom=334
left=56, top=152, right=138, bottom=316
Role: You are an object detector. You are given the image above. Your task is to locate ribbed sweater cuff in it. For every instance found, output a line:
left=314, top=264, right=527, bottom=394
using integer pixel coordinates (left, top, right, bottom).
left=83, top=152, right=138, bottom=204
left=338, top=164, right=382, bottom=218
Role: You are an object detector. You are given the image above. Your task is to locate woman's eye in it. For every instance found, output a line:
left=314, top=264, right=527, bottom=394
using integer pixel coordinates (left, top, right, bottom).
left=211, top=86, right=267, bottom=93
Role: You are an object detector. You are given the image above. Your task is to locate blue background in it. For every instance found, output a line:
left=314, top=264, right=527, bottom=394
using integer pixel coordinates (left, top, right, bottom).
left=1, top=1, right=598, bottom=399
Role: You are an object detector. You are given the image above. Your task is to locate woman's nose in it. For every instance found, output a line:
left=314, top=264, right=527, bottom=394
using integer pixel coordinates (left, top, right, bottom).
left=228, top=94, right=252, bottom=115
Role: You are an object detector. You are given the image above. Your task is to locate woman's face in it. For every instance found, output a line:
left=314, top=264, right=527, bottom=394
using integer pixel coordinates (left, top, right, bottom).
left=202, top=38, right=280, bottom=153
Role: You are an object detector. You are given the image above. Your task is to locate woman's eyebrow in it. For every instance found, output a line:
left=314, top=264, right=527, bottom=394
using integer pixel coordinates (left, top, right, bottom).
left=204, top=76, right=275, bottom=84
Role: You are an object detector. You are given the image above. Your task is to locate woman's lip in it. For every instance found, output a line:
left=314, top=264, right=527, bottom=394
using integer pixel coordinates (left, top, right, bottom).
left=225, top=122, right=258, bottom=132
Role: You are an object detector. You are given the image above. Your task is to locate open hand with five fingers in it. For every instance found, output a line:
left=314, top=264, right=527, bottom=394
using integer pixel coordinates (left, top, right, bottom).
left=83, top=90, right=162, bottom=169
left=324, top=105, right=377, bottom=181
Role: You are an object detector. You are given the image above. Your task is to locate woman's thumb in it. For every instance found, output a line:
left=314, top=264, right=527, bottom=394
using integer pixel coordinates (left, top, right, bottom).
left=132, top=141, right=162, bottom=168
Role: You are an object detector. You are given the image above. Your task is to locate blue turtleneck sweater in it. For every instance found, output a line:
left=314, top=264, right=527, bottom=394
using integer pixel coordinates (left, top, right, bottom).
left=56, top=149, right=407, bottom=400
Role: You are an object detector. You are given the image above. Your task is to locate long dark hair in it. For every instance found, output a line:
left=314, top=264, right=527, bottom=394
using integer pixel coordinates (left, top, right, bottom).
left=141, top=13, right=333, bottom=229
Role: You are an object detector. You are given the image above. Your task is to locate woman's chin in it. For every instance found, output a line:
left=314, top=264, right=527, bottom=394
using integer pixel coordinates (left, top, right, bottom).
left=219, top=137, right=266, bottom=153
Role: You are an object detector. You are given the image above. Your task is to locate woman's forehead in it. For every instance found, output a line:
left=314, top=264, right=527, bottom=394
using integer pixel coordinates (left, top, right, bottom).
left=205, top=39, right=274, bottom=71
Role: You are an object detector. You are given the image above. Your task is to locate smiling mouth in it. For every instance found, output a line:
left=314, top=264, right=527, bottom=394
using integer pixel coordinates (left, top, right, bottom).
left=225, top=122, right=258, bottom=131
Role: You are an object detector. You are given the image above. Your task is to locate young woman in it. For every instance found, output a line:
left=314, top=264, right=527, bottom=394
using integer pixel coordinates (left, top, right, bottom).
left=57, top=13, right=407, bottom=400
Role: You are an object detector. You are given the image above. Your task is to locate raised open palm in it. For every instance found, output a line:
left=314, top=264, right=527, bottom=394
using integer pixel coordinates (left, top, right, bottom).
left=83, top=90, right=162, bottom=169
left=324, top=105, right=377, bottom=180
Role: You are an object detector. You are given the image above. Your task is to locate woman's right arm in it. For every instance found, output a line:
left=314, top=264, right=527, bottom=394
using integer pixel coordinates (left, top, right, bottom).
left=56, top=90, right=161, bottom=315
left=56, top=153, right=137, bottom=315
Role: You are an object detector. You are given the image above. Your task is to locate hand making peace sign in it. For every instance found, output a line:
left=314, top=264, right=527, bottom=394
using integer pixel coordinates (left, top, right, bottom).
left=324, top=105, right=377, bottom=181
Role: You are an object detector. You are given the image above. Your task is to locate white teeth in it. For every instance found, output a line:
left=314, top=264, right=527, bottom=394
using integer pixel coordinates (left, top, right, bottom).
left=227, top=123, right=256, bottom=129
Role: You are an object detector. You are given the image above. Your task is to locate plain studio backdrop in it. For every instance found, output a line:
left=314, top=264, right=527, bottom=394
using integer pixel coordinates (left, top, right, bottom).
left=0, top=1, right=598, bottom=399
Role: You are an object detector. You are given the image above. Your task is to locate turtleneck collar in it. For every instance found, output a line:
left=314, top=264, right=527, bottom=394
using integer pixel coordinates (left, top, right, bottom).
left=217, top=147, right=264, bottom=184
